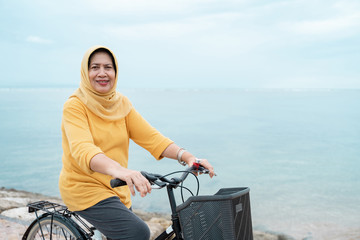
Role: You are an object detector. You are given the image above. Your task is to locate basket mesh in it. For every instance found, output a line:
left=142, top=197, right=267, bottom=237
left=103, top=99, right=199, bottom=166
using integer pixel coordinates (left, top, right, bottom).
left=177, top=188, right=253, bottom=240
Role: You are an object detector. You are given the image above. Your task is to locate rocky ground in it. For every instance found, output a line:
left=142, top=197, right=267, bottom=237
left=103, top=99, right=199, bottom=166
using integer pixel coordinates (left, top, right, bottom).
left=0, top=187, right=287, bottom=240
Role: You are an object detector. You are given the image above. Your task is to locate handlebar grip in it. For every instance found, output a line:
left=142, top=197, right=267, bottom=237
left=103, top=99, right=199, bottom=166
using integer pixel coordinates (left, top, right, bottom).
left=110, top=178, right=127, bottom=188
left=110, top=172, right=153, bottom=188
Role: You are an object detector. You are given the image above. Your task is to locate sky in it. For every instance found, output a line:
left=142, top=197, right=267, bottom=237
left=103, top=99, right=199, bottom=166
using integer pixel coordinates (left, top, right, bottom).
left=0, top=0, right=359, bottom=89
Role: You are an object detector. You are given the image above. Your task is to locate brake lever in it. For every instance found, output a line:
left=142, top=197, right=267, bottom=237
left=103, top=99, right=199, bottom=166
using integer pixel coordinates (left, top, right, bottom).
left=192, top=163, right=208, bottom=173
left=192, top=163, right=215, bottom=176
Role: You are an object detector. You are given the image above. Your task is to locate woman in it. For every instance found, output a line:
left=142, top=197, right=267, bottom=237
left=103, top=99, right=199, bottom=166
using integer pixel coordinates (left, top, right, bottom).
left=59, top=45, right=215, bottom=240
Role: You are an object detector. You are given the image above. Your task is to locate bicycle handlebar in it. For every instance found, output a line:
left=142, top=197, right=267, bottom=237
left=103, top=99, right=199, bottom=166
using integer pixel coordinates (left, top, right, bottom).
left=110, top=164, right=209, bottom=189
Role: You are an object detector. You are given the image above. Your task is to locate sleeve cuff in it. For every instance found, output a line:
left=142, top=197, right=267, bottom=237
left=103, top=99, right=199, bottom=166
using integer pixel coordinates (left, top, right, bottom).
left=85, top=148, right=104, bottom=174
left=152, top=139, right=174, bottom=160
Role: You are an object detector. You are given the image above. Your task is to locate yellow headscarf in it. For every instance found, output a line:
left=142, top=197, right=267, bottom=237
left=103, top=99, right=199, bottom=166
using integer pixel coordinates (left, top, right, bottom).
left=71, top=45, right=132, bottom=120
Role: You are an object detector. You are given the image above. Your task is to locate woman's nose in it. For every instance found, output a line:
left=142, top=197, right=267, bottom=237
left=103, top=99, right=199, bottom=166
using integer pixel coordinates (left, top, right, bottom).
left=98, top=67, right=106, bottom=76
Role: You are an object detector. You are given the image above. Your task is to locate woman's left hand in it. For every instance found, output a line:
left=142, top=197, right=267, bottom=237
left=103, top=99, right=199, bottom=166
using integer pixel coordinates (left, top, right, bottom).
left=187, top=157, right=216, bottom=178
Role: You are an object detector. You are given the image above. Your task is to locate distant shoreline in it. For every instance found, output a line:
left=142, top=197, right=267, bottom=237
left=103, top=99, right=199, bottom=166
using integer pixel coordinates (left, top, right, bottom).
left=1, top=87, right=360, bottom=92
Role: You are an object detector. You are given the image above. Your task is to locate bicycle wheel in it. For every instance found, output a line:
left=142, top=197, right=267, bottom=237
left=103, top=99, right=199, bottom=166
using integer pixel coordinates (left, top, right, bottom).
left=24, top=214, right=84, bottom=240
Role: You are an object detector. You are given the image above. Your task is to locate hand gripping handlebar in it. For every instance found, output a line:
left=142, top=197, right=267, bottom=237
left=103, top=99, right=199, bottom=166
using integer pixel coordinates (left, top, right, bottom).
left=110, top=165, right=209, bottom=188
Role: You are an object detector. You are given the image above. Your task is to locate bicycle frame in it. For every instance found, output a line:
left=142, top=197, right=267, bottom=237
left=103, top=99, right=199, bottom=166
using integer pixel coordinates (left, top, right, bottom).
left=24, top=166, right=213, bottom=240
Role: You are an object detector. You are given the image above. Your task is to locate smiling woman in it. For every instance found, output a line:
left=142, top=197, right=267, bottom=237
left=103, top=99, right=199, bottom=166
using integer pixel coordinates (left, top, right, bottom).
left=58, top=45, right=215, bottom=239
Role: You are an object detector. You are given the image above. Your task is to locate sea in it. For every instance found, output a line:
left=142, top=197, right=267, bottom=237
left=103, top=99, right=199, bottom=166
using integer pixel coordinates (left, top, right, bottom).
left=0, top=88, right=359, bottom=239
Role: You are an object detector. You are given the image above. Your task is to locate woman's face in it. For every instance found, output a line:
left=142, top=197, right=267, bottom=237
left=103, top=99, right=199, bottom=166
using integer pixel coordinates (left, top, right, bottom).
left=88, top=51, right=116, bottom=94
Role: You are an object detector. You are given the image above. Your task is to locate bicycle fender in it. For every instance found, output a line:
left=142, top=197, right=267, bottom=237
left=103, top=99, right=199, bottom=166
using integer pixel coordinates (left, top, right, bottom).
left=22, top=213, right=51, bottom=240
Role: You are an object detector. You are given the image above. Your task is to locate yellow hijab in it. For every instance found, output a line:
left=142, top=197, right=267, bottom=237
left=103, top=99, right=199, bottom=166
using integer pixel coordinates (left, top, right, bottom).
left=71, top=45, right=132, bottom=120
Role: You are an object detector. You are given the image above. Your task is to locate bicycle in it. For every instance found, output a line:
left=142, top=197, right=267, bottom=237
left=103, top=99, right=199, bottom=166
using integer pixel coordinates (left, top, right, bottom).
left=22, top=163, right=253, bottom=240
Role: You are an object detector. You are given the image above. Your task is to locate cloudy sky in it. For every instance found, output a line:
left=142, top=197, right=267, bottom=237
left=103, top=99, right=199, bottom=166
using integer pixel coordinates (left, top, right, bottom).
left=1, top=0, right=359, bottom=89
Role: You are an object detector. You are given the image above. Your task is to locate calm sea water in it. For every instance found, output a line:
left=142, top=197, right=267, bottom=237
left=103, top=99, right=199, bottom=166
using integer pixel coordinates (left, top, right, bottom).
left=1, top=88, right=359, bottom=239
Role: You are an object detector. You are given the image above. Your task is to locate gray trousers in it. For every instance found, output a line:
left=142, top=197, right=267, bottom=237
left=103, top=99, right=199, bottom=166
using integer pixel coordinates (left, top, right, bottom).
left=75, top=196, right=150, bottom=240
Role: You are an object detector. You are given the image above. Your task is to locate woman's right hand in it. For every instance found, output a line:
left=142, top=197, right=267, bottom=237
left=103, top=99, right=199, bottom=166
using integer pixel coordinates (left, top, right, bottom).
left=90, top=153, right=152, bottom=197
left=117, top=168, right=152, bottom=197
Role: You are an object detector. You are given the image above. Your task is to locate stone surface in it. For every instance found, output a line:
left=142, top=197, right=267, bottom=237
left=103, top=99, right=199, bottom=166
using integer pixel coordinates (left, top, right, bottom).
left=0, top=218, right=27, bottom=240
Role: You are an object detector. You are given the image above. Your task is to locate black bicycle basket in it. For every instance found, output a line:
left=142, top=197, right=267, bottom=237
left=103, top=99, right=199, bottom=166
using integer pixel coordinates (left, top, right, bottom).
left=176, top=187, right=253, bottom=240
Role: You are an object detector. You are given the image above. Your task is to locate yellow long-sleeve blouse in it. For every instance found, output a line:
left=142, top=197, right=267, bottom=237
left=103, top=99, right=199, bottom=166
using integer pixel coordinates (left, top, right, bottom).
left=59, top=96, right=173, bottom=211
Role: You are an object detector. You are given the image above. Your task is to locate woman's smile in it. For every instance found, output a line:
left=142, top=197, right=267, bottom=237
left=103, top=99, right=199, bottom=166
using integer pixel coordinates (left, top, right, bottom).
left=96, top=80, right=110, bottom=86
